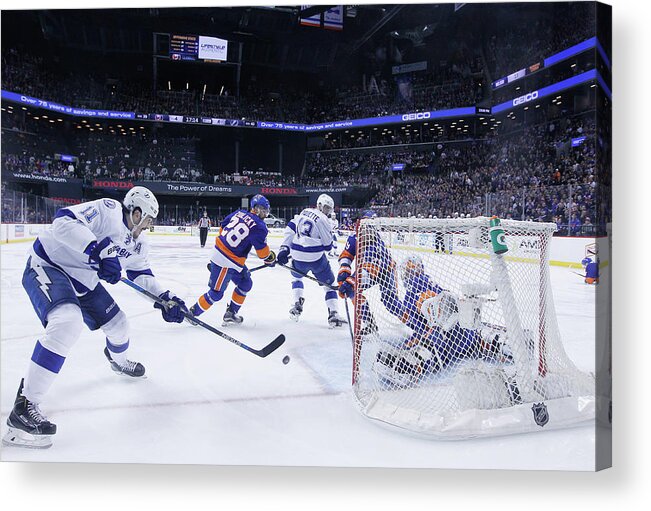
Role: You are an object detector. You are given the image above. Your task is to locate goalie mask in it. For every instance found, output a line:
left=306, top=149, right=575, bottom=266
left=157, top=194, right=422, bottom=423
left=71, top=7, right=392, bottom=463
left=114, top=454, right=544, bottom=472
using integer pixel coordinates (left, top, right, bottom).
left=400, top=255, right=425, bottom=285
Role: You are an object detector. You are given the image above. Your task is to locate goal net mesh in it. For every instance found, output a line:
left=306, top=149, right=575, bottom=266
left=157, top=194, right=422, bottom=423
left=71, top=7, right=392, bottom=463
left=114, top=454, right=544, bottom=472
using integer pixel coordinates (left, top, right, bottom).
left=351, top=217, right=594, bottom=438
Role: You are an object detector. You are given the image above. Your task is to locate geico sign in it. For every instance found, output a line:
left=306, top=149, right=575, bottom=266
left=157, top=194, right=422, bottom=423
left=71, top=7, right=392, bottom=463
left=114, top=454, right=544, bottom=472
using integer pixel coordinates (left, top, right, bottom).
left=401, top=112, right=431, bottom=121
left=512, top=91, right=539, bottom=106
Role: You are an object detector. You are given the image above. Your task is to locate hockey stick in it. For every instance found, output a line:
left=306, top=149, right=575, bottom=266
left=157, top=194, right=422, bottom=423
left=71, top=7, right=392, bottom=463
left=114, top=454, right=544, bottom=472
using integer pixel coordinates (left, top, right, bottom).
left=206, top=262, right=268, bottom=273
left=344, top=299, right=354, bottom=343
left=120, top=277, right=285, bottom=358
left=276, top=262, right=338, bottom=291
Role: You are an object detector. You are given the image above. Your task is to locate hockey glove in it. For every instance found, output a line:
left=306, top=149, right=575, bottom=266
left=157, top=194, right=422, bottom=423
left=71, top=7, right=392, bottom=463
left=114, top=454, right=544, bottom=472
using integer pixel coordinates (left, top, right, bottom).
left=339, top=278, right=355, bottom=299
left=277, top=246, right=290, bottom=265
left=155, top=291, right=189, bottom=323
left=85, top=237, right=122, bottom=284
left=263, top=250, right=277, bottom=266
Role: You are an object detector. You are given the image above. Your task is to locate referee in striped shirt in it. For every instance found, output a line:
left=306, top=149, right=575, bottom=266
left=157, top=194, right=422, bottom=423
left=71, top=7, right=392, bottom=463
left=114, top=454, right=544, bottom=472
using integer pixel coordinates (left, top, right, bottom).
left=198, top=211, right=211, bottom=247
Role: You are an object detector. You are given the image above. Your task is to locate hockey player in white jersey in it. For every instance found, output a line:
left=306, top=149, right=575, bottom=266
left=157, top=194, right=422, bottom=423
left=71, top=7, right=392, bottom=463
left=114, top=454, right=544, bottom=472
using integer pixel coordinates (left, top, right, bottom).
left=3, top=186, right=189, bottom=449
left=276, top=194, right=346, bottom=328
left=327, top=211, right=339, bottom=258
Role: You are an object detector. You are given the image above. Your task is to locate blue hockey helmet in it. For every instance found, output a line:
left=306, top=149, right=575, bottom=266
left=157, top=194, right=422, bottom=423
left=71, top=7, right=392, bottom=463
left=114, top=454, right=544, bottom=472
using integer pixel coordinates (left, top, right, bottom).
left=361, top=210, right=377, bottom=219
left=581, top=257, right=592, bottom=266
left=250, top=194, right=270, bottom=215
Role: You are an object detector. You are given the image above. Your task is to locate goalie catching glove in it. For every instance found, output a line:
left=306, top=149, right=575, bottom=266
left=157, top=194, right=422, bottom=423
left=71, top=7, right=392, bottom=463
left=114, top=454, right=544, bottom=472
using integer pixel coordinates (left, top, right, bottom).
left=85, top=237, right=122, bottom=284
left=420, top=291, right=482, bottom=331
left=154, top=291, right=189, bottom=323
left=337, top=266, right=355, bottom=299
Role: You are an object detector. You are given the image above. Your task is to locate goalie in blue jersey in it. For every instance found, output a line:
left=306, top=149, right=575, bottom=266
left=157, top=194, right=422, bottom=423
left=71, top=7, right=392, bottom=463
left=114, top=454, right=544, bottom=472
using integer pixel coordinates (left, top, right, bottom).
left=373, top=255, right=513, bottom=387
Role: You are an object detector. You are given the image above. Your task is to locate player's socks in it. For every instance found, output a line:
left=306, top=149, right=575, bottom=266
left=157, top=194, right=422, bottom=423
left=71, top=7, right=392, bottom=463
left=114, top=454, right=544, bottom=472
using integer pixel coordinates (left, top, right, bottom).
left=104, top=348, right=145, bottom=378
left=289, top=297, right=305, bottom=321
left=3, top=379, right=56, bottom=449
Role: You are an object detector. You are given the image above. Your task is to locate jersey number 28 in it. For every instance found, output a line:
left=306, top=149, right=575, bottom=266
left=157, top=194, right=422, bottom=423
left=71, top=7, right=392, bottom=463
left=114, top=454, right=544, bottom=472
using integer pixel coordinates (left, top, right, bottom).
left=221, top=217, right=250, bottom=248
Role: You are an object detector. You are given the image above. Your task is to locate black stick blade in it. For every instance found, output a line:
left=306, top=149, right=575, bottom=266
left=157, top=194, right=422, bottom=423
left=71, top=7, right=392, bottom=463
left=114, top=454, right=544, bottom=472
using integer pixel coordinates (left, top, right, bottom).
left=258, top=334, right=286, bottom=357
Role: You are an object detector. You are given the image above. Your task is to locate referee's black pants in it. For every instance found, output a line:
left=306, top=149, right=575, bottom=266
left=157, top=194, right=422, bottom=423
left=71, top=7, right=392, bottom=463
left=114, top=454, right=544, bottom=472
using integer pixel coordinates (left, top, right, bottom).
left=200, top=227, right=209, bottom=247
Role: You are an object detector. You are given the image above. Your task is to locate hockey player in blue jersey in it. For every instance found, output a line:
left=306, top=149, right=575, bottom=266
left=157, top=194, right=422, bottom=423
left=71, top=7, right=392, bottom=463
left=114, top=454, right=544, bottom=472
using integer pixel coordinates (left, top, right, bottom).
left=277, top=194, right=346, bottom=328
left=3, top=186, right=189, bottom=449
left=374, top=255, right=511, bottom=386
left=581, top=257, right=599, bottom=285
left=189, top=194, right=277, bottom=326
left=337, top=210, right=404, bottom=335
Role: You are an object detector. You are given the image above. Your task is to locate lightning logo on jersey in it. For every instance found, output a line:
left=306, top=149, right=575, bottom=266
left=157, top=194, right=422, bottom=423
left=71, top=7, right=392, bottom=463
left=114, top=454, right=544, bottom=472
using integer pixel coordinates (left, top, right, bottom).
left=33, top=265, right=53, bottom=302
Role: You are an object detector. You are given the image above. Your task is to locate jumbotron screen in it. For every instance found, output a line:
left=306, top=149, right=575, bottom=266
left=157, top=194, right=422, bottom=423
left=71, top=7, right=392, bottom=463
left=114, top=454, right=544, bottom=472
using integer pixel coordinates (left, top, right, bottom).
left=170, top=34, right=228, bottom=62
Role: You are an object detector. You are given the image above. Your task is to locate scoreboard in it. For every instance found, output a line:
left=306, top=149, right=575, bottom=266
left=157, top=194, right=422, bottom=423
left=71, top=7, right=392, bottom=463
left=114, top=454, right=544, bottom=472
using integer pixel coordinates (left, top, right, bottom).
left=170, top=34, right=229, bottom=62
left=170, top=34, right=199, bottom=61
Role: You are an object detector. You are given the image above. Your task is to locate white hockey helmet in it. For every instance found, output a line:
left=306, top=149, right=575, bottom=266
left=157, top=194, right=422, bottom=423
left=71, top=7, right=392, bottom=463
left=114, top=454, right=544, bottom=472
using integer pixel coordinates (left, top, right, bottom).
left=316, top=193, right=334, bottom=215
left=123, top=186, right=159, bottom=230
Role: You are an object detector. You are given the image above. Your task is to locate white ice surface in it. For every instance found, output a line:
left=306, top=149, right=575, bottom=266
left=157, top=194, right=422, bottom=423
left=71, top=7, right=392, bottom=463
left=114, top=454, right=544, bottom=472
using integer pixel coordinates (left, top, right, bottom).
left=1, top=233, right=598, bottom=469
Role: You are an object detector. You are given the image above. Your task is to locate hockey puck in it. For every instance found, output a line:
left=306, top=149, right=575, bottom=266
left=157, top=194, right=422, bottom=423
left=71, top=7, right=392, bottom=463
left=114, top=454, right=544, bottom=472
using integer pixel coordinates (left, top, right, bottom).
left=282, top=355, right=290, bottom=365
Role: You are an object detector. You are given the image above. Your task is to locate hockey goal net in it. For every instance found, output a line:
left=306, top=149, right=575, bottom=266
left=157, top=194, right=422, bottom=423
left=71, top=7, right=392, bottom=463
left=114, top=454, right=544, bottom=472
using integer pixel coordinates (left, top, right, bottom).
left=352, top=216, right=594, bottom=439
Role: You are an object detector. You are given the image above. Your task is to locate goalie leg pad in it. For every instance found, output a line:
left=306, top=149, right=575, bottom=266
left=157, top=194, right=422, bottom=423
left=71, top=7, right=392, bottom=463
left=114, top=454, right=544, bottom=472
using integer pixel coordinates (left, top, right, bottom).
left=373, top=345, right=440, bottom=387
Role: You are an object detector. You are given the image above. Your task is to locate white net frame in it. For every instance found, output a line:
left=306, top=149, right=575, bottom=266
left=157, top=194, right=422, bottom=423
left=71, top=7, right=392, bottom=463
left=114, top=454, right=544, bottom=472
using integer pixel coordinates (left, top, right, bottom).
left=351, top=216, right=595, bottom=439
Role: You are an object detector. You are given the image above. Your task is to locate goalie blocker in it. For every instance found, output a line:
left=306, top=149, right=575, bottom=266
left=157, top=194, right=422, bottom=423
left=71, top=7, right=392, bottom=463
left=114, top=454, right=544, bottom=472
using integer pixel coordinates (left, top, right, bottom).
left=351, top=216, right=595, bottom=439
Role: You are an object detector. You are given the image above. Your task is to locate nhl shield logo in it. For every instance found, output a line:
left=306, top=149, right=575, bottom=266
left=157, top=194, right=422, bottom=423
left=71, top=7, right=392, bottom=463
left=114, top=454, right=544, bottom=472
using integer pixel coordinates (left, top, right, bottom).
left=531, top=402, right=549, bottom=427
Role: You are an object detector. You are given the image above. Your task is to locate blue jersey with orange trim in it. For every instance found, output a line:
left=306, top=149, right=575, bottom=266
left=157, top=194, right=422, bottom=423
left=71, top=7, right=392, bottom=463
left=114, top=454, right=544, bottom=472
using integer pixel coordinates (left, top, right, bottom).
left=338, top=233, right=395, bottom=278
left=585, top=261, right=599, bottom=279
left=338, top=234, right=357, bottom=267
left=213, top=210, right=270, bottom=267
left=403, top=273, right=444, bottom=336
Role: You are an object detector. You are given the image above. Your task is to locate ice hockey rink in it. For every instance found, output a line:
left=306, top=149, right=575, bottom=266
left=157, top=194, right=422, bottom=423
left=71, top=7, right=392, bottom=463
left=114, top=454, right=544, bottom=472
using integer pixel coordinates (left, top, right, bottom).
left=0, top=231, right=599, bottom=470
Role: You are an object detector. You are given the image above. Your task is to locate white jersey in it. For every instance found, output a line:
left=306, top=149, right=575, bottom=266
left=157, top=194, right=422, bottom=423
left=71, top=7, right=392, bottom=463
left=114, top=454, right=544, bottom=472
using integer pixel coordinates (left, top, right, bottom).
left=330, top=217, right=339, bottom=231
left=31, top=198, right=163, bottom=297
left=282, top=208, right=334, bottom=263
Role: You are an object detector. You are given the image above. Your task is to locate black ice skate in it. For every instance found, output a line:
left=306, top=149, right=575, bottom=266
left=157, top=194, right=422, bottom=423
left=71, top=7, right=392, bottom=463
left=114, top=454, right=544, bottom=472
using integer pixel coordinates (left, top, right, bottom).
left=289, top=297, right=305, bottom=322
left=2, top=379, right=56, bottom=449
left=328, top=310, right=347, bottom=329
left=222, top=306, right=244, bottom=326
left=479, top=334, right=514, bottom=364
left=359, top=318, right=379, bottom=337
left=104, top=347, right=146, bottom=378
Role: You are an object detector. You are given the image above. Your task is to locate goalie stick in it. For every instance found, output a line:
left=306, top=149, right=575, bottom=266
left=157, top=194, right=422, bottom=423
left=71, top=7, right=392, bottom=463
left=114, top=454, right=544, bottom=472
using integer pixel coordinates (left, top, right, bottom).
left=120, top=277, right=285, bottom=358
